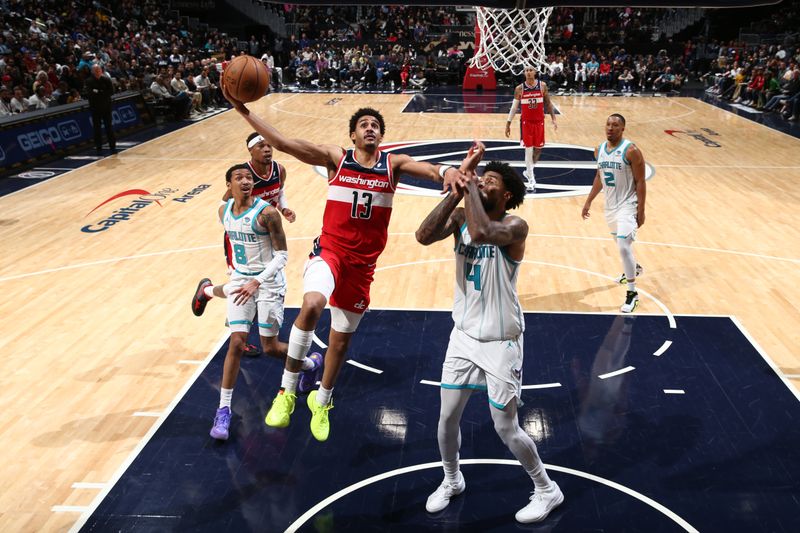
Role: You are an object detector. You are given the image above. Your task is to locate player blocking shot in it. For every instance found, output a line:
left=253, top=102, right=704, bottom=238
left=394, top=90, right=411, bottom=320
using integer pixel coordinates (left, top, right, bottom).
left=416, top=142, right=564, bottom=523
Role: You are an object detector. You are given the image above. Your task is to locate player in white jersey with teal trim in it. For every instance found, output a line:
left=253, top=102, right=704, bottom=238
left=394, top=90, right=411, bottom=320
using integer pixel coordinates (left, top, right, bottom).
left=416, top=142, right=564, bottom=524
left=582, top=113, right=647, bottom=313
left=203, top=164, right=299, bottom=441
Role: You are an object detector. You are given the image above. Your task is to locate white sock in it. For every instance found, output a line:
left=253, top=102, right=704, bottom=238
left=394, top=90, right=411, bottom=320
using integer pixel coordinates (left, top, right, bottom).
left=525, top=147, right=535, bottom=181
left=219, top=387, right=233, bottom=409
left=280, top=370, right=300, bottom=393
left=203, top=286, right=215, bottom=299
left=316, top=385, right=333, bottom=406
left=443, top=454, right=460, bottom=483
left=628, top=281, right=637, bottom=292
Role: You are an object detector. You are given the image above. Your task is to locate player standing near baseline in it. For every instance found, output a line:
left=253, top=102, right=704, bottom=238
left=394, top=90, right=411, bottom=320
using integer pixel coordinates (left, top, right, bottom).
left=223, top=84, right=476, bottom=442
left=582, top=113, right=647, bottom=313
left=505, top=65, right=557, bottom=191
left=416, top=141, right=564, bottom=523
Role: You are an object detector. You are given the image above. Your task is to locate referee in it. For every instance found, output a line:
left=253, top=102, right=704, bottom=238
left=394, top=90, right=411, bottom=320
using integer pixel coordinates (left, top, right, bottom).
left=85, top=64, right=116, bottom=152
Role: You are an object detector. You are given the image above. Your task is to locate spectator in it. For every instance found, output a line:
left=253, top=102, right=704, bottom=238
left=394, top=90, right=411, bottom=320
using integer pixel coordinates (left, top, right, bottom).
left=27, top=85, right=51, bottom=110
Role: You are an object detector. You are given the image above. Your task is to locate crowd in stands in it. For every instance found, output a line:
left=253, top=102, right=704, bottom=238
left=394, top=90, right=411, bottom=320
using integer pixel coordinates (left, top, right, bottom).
left=1, top=0, right=798, bottom=124
left=704, top=41, right=800, bottom=121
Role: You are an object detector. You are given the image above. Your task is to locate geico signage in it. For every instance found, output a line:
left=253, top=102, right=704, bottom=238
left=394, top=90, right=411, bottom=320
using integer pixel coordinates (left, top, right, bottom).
left=90, top=105, right=139, bottom=128
left=17, top=120, right=82, bottom=152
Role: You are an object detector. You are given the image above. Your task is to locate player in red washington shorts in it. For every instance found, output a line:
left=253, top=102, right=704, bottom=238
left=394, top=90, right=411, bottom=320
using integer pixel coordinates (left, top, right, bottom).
left=505, top=66, right=557, bottom=191
left=224, top=84, right=480, bottom=441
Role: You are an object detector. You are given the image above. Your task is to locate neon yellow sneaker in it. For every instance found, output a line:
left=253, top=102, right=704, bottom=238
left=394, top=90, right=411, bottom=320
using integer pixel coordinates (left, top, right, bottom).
left=265, top=389, right=296, bottom=428
left=307, top=390, right=333, bottom=442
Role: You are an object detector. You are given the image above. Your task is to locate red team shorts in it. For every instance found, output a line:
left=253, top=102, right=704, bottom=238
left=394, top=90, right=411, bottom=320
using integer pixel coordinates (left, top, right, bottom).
left=520, top=120, right=545, bottom=149
left=312, top=246, right=374, bottom=315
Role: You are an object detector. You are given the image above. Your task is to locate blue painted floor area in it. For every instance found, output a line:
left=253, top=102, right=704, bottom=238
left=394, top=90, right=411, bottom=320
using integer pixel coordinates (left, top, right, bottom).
left=697, top=93, right=800, bottom=139
left=80, top=310, right=800, bottom=532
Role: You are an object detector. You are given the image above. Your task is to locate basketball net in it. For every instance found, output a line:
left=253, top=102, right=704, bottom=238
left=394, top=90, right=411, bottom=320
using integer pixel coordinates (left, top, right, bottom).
left=470, top=6, right=553, bottom=76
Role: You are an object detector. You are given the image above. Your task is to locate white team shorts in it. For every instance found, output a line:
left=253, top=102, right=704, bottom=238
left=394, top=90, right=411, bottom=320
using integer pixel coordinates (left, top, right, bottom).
left=226, top=273, right=285, bottom=337
left=440, top=327, right=524, bottom=409
left=605, top=205, right=638, bottom=240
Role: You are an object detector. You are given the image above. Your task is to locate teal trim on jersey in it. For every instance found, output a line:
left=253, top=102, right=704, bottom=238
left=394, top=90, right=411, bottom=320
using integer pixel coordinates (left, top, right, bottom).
left=231, top=199, right=262, bottom=220
left=622, top=140, right=632, bottom=165
left=441, top=383, right=488, bottom=391
left=251, top=200, right=270, bottom=235
left=229, top=320, right=253, bottom=325
left=223, top=199, right=234, bottom=221
left=498, top=245, right=521, bottom=265
left=488, top=398, right=506, bottom=409
left=257, top=322, right=274, bottom=328
left=235, top=268, right=265, bottom=276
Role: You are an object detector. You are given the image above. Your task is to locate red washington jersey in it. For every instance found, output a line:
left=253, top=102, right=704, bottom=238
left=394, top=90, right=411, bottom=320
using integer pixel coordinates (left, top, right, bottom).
left=319, top=148, right=396, bottom=266
left=247, top=160, right=282, bottom=207
left=520, top=80, right=545, bottom=123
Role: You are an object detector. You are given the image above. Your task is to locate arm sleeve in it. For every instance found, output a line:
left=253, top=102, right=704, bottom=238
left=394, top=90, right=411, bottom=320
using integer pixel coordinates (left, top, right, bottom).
left=277, top=189, right=289, bottom=210
left=255, top=250, right=288, bottom=285
left=507, top=98, right=519, bottom=122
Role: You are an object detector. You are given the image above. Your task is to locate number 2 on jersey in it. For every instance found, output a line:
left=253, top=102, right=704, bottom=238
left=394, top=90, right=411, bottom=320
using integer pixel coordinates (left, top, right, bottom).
left=603, top=171, right=616, bottom=187
left=465, top=262, right=482, bottom=290
left=233, top=243, right=247, bottom=265
left=351, top=191, right=373, bottom=219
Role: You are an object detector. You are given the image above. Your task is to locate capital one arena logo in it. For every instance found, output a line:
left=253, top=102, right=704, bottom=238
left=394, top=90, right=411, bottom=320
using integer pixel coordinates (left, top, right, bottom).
left=316, top=139, right=654, bottom=198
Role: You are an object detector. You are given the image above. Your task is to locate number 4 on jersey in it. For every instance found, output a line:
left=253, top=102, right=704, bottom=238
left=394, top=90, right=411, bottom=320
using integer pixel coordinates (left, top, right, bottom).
left=465, top=262, right=482, bottom=290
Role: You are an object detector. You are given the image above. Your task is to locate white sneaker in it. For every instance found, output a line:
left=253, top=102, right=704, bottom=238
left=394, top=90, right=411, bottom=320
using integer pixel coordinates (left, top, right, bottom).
left=515, top=482, right=564, bottom=523
left=620, top=290, right=639, bottom=313
left=522, top=171, right=536, bottom=191
left=425, top=472, right=466, bottom=513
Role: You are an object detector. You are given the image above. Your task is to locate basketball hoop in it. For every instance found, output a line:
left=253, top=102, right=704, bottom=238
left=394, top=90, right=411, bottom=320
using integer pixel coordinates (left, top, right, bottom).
left=470, top=6, right=553, bottom=76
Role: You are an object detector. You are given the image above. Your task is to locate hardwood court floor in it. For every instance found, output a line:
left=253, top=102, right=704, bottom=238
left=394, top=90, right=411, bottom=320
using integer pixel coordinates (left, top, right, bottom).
left=0, top=93, right=798, bottom=531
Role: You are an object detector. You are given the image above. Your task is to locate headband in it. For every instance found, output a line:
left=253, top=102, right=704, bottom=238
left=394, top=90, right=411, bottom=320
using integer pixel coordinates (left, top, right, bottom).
left=247, top=135, right=265, bottom=149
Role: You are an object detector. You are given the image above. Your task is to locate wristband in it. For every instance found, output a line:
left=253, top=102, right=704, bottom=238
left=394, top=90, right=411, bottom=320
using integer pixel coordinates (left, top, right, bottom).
left=438, top=165, right=453, bottom=180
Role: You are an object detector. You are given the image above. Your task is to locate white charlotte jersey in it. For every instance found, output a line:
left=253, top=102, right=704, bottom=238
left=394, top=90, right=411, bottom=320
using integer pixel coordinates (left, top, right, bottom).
left=452, top=222, right=525, bottom=341
left=222, top=198, right=286, bottom=288
left=597, top=139, right=637, bottom=211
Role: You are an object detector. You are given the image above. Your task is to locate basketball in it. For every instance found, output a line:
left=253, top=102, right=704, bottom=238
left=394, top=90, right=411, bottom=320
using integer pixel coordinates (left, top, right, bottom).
left=224, top=55, right=270, bottom=103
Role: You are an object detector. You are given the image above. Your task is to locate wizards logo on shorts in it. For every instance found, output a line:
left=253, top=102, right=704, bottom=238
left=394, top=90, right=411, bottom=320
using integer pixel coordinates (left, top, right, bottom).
left=315, top=139, right=654, bottom=199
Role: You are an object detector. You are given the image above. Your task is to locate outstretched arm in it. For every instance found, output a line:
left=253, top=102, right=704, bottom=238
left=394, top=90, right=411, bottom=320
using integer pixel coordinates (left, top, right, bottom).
left=393, top=139, right=484, bottom=195
left=223, top=82, right=342, bottom=170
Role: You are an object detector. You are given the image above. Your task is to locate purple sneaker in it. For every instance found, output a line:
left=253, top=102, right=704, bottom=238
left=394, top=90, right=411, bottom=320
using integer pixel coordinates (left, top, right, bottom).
left=210, top=406, right=231, bottom=440
left=298, top=352, right=323, bottom=394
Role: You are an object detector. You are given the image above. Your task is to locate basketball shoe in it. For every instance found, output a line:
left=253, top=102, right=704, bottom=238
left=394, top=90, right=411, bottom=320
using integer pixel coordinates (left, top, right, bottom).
left=209, top=406, right=231, bottom=440
left=621, top=290, right=639, bottom=313
left=307, top=390, right=333, bottom=442
left=298, top=352, right=323, bottom=394
left=615, top=263, right=643, bottom=285
left=523, top=171, right=536, bottom=192
left=265, top=389, right=296, bottom=428
left=192, top=278, right=212, bottom=316
left=515, top=482, right=564, bottom=523
left=426, top=471, right=466, bottom=513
